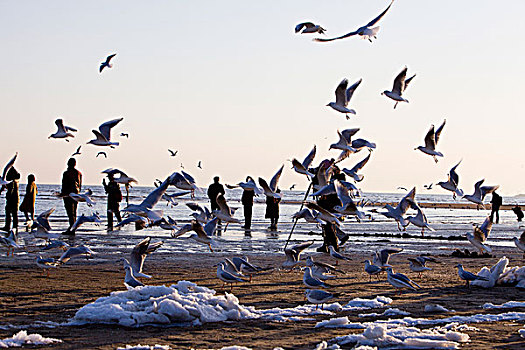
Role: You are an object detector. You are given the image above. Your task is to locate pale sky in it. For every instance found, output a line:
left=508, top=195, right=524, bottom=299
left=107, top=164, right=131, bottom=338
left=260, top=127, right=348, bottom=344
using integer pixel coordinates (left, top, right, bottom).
left=1, top=0, right=524, bottom=195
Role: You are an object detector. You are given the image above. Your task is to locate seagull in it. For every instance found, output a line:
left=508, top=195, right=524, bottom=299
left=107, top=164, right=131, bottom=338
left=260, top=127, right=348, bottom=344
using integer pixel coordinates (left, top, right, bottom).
left=99, top=53, right=116, bottom=73
left=259, top=165, right=284, bottom=199
left=351, top=138, right=377, bottom=152
left=382, top=67, right=416, bottom=109
left=48, top=119, right=77, bottom=141
left=463, top=179, right=499, bottom=208
left=305, top=289, right=336, bottom=310
left=168, top=149, right=178, bottom=157
left=56, top=245, right=94, bottom=265
left=173, top=218, right=218, bottom=252
left=36, top=256, right=58, bottom=277
left=327, top=78, right=362, bottom=119
left=397, top=187, right=408, bottom=191
left=466, top=216, right=493, bottom=254
left=87, top=118, right=123, bottom=147
left=120, top=133, right=129, bottom=138
left=282, top=241, right=314, bottom=270
left=238, top=176, right=263, bottom=195
left=102, top=168, right=138, bottom=187
left=415, top=120, right=446, bottom=163
left=380, top=187, right=415, bottom=230
left=456, top=264, right=489, bottom=287
left=0, top=153, right=17, bottom=186
left=32, top=207, right=55, bottom=232
left=407, top=256, right=437, bottom=278
left=197, top=161, right=202, bottom=169
left=0, top=230, right=20, bottom=257
left=295, top=22, right=326, bottom=34
left=424, top=183, right=433, bottom=190
left=372, top=247, right=403, bottom=268
left=364, top=260, right=382, bottom=281
left=42, top=240, right=70, bottom=252
left=327, top=245, right=351, bottom=265
left=314, top=0, right=395, bottom=43
left=69, top=189, right=96, bottom=207
left=437, top=161, right=464, bottom=199
left=186, top=202, right=212, bottom=224
left=129, top=237, right=163, bottom=278
left=70, top=212, right=101, bottom=231
left=289, top=184, right=296, bottom=190
left=115, top=214, right=149, bottom=229
left=216, top=261, right=248, bottom=290
left=214, top=194, right=240, bottom=228
left=405, top=199, right=434, bottom=236
left=71, top=146, right=82, bottom=157
left=512, top=231, right=525, bottom=258
left=386, top=267, right=421, bottom=294
left=292, top=208, right=322, bottom=225
left=330, top=130, right=357, bottom=153
left=232, top=256, right=267, bottom=282
left=96, top=151, right=107, bottom=158
left=306, top=256, right=345, bottom=275
left=305, top=202, right=342, bottom=226
left=303, top=267, right=330, bottom=288
left=172, top=171, right=198, bottom=194
left=333, top=180, right=367, bottom=221
left=342, top=153, right=371, bottom=182
left=180, top=163, right=184, bottom=169
left=291, top=145, right=316, bottom=178
left=123, top=258, right=144, bottom=288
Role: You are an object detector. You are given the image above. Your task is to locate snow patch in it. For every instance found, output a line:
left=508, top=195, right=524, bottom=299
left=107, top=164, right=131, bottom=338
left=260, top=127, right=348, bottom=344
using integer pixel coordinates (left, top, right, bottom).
left=0, top=331, right=62, bottom=348
left=482, top=301, right=525, bottom=309
left=358, top=308, right=410, bottom=318
left=116, top=345, right=171, bottom=350
left=341, top=296, right=392, bottom=311
left=424, top=304, right=452, bottom=313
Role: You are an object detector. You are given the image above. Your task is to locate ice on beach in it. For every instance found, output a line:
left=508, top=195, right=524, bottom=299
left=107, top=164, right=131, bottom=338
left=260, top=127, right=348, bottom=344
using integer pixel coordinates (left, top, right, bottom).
left=424, top=304, right=452, bottom=313
left=330, top=323, right=469, bottom=349
left=358, top=308, right=410, bottom=318
left=482, top=301, right=525, bottom=309
left=116, top=345, right=171, bottom=350
left=0, top=330, right=62, bottom=348
left=519, top=328, right=525, bottom=338
left=312, top=341, right=341, bottom=350
left=341, top=296, right=392, bottom=311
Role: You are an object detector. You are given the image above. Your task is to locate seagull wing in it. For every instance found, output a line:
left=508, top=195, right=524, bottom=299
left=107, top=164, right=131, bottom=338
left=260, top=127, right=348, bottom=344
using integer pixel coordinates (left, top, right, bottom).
left=472, top=179, right=485, bottom=199
left=216, top=194, right=231, bottom=215
left=2, top=153, right=17, bottom=180
left=98, top=118, right=123, bottom=141
left=403, top=74, right=416, bottom=92
left=478, top=216, right=493, bottom=239
left=130, top=237, right=151, bottom=273
left=365, top=0, right=395, bottom=27
left=380, top=248, right=403, bottom=265
left=392, top=67, right=407, bottom=96
left=186, top=202, right=204, bottom=214
left=345, top=78, right=362, bottom=103
left=106, top=53, right=117, bottom=64
left=334, top=78, right=349, bottom=106
left=334, top=180, right=353, bottom=209
left=55, top=119, right=67, bottom=134
left=313, top=30, right=358, bottom=42
left=349, top=153, right=371, bottom=173
left=302, top=145, right=317, bottom=169
left=92, top=130, right=108, bottom=142
left=269, top=165, right=284, bottom=192
left=434, top=119, right=446, bottom=145
left=181, top=170, right=196, bottom=184
left=203, top=217, right=219, bottom=236
left=449, top=161, right=462, bottom=187
left=341, top=128, right=360, bottom=143
left=423, top=125, right=437, bottom=150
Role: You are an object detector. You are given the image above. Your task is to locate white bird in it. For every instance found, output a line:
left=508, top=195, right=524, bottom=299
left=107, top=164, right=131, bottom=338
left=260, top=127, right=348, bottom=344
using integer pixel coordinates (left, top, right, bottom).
left=122, top=174, right=177, bottom=219
left=129, top=237, right=163, bottom=278
left=69, top=189, right=95, bottom=207
left=415, top=120, right=446, bottom=163
left=466, top=216, right=493, bottom=254
left=463, top=179, right=499, bottom=208
left=327, top=245, right=351, bottom=265
left=71, top=146, right=82, bottom=157
left=123, top=258, right=144, bottom=288
left=333, top=180, right=367, bottom=221
left=232, top=256, right=266, bottom=281
left=87, top=118, right=123, bottom=147
left=258, top=165, right=284, bottom=199
left=282, top=241, right=314, bottom=270
left=186, top=202, right=212, bottom=223
left=99, top=53, right=116, bottom=73
left=41, top=240, right=70, bottom=252
left=291, top=145, right=316, bottom=178
left=48, top=119, right=77, bottom=141
left=0, top=230, right=20, bottom=257
left=213, top=194, right=240, bottom=226
left=173, top=218, right=218, bottom=252
left=305, top=202, right=342, bottom=227
left=372, top=247, right=403, bottom=268
left=36, top=256, right=58, bottom=277
left=303, top=267, right=330, bottom=288
left=314, top=0, right=395, bottom=43
left=382, top=67, right=416, bottom=109
left=56, top=245, right=94, bottom=265
left=405, top=199, right=434, bottom=236
left=32, top=207, right=55, bottom=232
left=96, top=151, right=107, bottom=158
left=115, top=214, right=149, bottom=229
left=330, top=130, right=357, bottom=153
left=306, top=256, right=345, bottom=275
left=292, top=208, right=322, bottom=224
left=380, top=187, right=416, bottom=230
left=216, top=261, right=248, bottom=290
left=351, top=138, right=377, bottom=152
left=386, top=267, right=421, bottom=294
left=305, top=289, right=336, bottom=310
left=342, top=153, right=371, bottom=182
left=0, top=153, right=17, bottom=186
left=70, top=212, right=101, bottom=231
left=513, top=231, right=525, bottom=258
left=327, top=78, right=362, bottom=119
left=238, top=176, right=263, bottom=195
left=295, top=22, right=326, bottom=35
left=364, top=260, right=382, bottom=281
left=171, top=171, right=197, bottom=198
left=407, top=256, right=437, bottom=278
left=437, top=161, right=464, bottom=199
left=456, top=264, right=489, bottom=287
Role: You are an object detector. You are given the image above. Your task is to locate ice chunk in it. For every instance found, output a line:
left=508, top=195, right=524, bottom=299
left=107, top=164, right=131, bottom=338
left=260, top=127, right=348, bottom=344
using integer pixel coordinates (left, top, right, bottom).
left=482, top=301, right=525, bottom=309
left=0, top=330, right=62, bottom=347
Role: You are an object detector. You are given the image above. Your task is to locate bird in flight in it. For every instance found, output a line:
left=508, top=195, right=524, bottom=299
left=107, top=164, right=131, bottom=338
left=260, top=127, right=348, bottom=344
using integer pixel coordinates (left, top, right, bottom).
left=290, top=184, right=296, bottom=190
left=295, top=22, right=326, bottom=35
left=382, top=67, right=416, bottom=109
left=71, top=146, right=81, bottom=157
left=96, top=152, right=107, bottom=158
left=197, top=161, right=202, bottom=169
left=168, top=149, right=178, bottom=157
left=100, top=53, right=116, bottom=73
left=120, top=133, right=129, bottom=138
left=180, top=163, right=184, bottom=169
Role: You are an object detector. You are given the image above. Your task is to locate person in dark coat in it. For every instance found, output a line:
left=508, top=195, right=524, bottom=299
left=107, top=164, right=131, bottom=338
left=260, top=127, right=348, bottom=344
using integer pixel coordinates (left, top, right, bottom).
left=1, top=167, right=20, bottom=232
left=60, top=158, right=82, bottom=235
left=19, top=174, right=37, bottom=223
left=103, top=173, right=122, bottom=231
left=207, top=176, right=225, bottom=212
left=490, top=191, right=502, bottom=224
left=241, top=176, right=256, bottom=230
left=512, top=205, right=524, bottom=222
left=265, top=189, right=281, bottom=230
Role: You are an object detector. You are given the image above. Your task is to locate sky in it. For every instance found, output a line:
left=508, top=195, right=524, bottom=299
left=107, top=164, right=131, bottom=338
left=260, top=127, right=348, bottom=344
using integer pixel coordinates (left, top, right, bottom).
left=1, top=0, right=524, bottom=196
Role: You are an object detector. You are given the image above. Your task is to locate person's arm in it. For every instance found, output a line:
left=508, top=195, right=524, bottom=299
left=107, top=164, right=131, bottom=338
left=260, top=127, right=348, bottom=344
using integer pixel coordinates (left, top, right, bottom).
left=60, top=172, right=67, bottom=196
left=78, top=171, right=82, bottom=192
left=220, top=185, right=225, bottom=195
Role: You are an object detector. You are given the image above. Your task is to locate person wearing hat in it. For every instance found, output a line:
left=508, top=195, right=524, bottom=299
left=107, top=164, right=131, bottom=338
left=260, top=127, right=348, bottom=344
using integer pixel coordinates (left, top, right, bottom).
left=102, top=172, right=122, bottom=231
left=60, top=158, right=82, bottom=235
left=1, top=167, right=20, bottom=232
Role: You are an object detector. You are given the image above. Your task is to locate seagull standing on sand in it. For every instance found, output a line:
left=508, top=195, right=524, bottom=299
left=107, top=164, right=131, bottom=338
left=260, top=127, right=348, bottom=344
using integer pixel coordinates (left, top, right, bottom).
left=48, top=119, right=77, bottom=141
left=71, top=146, right=81, bottom=157
left=130, top=237, right=163, bottom=278
left=328, top=245, right=351, bottom=265
left=415, top=120, right=446, bottom=163
left=87, top=118, right=123, bottom=147
left=407, top=256, right=437, bottom=278
left=295, top=22, right=326, bottom=34
left=466, top=216, right=493, bottom=254
left=327, top=78, right=362, bottom=119
left=386, top=267, right=421, bottom=294
left=216, top=262, right=248, bottom=291
left=36, top=256, right=58, bottom=277
left=437, top=161, right=464, bottom=199
left=456, top=264, right=489, bottom=287
left=0, top=231, right=20, bottom=257
left=382, top=67, right=416, bottom=109
left=305, top=289, right=336, bottom=310
left=303, top=267, right=330, bottom=288
left=314, top=0, right=395, bottom=43
left=99, top=53, right=116, bottom=73
left=364, top=260, right=382, bottom=281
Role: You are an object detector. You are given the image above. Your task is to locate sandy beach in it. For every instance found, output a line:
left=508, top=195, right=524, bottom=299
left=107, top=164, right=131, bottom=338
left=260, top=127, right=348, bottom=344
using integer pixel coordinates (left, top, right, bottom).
left=1, top=244, right=524, bottom=349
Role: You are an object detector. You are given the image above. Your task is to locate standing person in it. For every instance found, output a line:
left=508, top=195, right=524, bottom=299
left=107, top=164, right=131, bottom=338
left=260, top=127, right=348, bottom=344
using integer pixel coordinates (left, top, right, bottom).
left=241, top=176, right=255, bottom=230
left=207, top=176, right=225, bottom=212
left=19, top=174, right=37, bottom=225
left=490, top=191, right=502, bottom=224
left=1, top=167, right=20, bottom=232
left=60, top=158, right=82, bottom=235
left=103, top=173, right=122, bottom=231
left=512, top=205, right=524, bottom=222
left=265, top=189, right=281, bottom=230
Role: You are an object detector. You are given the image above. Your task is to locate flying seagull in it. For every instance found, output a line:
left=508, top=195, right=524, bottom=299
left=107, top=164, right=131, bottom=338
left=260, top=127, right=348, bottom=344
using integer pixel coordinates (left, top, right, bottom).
left=168, top=149, right=178, bottom=157
left=437, top=161, right=464, bottom=199
left=415, top=120, right=446, bottom=163
left=129, top=237, right=163, bottom=278
left=49, top=119, right=77, bottom=141
left=291, top=145, right=316, bottom=178
left=197, top=161, right=202, bottom=169
left=71, top=146, right=81, bottom=157
left=327, top=78, right=362, bottom=119
left=466, top=216, right=493, bottom=254
left=99, top=53, right=116, bottom=73
left=295, top=22, right=326, bottom=35
left=382, top=67, right=416, bottom=109
left=96, top=152, right=107, bottom=158
left=314, top=0, right=395, bottom=43
left=120, top=133, right=129, bottom=138
left=87, top=118, right=123, bottom=147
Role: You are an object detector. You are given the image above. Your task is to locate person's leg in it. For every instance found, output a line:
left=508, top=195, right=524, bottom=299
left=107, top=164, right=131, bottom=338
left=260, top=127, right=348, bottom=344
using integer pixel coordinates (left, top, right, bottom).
left=490, top=210, right=494, bottom=222
left=71, top=200, right=78, bottom=226
left=23, top=212, right=30, bottom=221
left=496, top=209, right=500, bottom=224
left=107, top=208, right=114, bottom=231
left=244, top=205, right=252, bottom=229
left=3, top=205, right=11, bottom=231
left=11, top=206, right=18, bottom=231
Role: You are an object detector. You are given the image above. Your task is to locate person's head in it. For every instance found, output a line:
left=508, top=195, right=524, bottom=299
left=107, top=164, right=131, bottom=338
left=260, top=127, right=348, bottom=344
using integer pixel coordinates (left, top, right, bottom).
left=67, top=158, right=76, bottom=169
left=6, top=167, right=20, bottom=181
left=27, top=174, right=35, bottom=183
left=213, top=176, right=220, bottom=183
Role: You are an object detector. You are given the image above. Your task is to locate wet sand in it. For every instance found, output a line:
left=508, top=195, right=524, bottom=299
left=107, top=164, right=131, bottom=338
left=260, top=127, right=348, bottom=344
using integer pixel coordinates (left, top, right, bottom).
left=1, top=246, right=525, bottom=349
